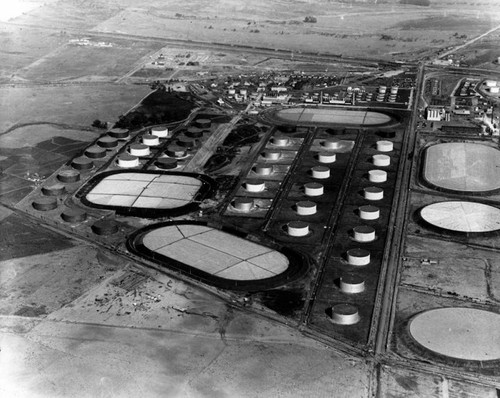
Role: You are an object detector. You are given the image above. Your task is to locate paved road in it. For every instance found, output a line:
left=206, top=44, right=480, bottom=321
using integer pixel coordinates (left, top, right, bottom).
left=436, top=23, right=500, bottom=60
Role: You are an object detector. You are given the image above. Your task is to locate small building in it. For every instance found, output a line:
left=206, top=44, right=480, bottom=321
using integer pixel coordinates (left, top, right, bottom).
left=426, top=107, right=443, bottom=121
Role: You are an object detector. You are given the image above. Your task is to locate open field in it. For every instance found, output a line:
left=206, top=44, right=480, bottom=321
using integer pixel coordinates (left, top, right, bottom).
left=0, top=83, right=151, bottom=134
left=17, top=40, right=163, bottom=82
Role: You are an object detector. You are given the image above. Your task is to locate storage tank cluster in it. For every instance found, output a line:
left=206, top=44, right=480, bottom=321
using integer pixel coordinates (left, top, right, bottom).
left=234, top=133, right=299, bottom=214
left=328, top=137, right=395, bottom=325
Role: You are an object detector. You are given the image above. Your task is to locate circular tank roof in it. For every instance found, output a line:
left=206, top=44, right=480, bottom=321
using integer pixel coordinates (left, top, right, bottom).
left=420, top=201, right=500, bottom=233
left=409, top=307, right=500, bottom=361
left=423, top=143, right=500, bottom=193
left=274, top=108, right=392, bottom=126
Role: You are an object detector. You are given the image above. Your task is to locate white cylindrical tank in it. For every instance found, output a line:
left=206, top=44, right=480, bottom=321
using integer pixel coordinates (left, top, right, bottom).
left=364, top=187, right=384, bottom=201
left=379, top=86, right=387, bottom=94
left=263, top=150, right=281, bottom=160
left=287, top=221, right=310, bottom=237
left=330, top=304, right=360, bottom=325
left=376, top=140, right=393, bottom=152
left=353, top=225, right=376, bottom=242
left=234, top=198, right=254, bottom=212
left=245, top=180, right=265, bottom=192
left=373, top=154, right=391, bottom=167
left=151, top=126, right=170, bottom=138
left=296, top=201, right=317, bottom=215
left=368, top=169, right=387, bottom=183
left=318, top=151, right=336, bottom=164
left=311, top=166, right=330, bottom=179
left=117, top=154, right=139, bottom=168
left=322, top=138, right=341, bottom=150
left=272, top=135, right=290, bottom=147
left=129, top=144, right=150, bottom=157
left=254, top=164, right=273, bottom=176
left=142, top=134, right=160, bottom=146
left=340, top=274, right=365, bottom=294
left=359, top=205, right=380, bottom=220
left=347, top=248, right=371, bottom=266
left=304, top=182, right=324, bottom=196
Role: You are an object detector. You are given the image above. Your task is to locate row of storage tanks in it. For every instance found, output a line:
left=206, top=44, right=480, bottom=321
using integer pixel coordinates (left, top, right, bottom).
left=72, top=118, right=212, bottom=172
left=229, top=130, right=395, bottom=325
left=31, top=119, right=213, bottom=231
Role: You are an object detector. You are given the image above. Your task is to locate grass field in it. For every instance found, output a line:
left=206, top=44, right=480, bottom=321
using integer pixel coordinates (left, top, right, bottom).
left=0, top=83, right=151, bottom=134
left=18, top=40, right=163, bottom=82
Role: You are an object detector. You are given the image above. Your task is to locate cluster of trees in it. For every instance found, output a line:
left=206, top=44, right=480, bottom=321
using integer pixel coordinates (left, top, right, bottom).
left=400, top=0, right=431, bottom=5
left=304, top=16, right=317, bottom=23
left=91, top=119, right=107, bottom=129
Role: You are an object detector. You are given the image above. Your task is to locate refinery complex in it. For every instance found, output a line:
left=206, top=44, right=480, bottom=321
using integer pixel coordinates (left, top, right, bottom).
left=1, top=1, right=500, bottom=396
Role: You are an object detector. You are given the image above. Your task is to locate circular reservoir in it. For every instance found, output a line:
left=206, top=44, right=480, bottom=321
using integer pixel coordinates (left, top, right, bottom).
left=274, top=108, right=392, bottom=126
left=423, top=143, right=500, bottom=193
left=132, top=223, right=292, bottom=285
left=420, top=201, right=500, bottom=233
left=409, top=307, right=500, bottom=362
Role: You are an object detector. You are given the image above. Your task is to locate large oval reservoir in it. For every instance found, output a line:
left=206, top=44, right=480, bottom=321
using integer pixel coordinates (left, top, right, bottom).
left=127, top=222, right=307, bottom=290
left=423, top=143, right=500, bottom=194
left=274, top=108, right=392, bottom=126
left=420, top=201, right=500, bottom=234
left=78, top=171, right=216, bottom=218
left=409, top=307, right=500, bottom=363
